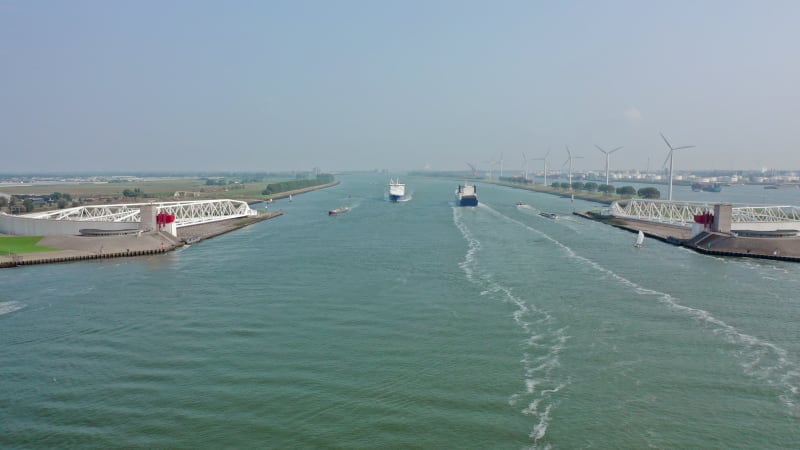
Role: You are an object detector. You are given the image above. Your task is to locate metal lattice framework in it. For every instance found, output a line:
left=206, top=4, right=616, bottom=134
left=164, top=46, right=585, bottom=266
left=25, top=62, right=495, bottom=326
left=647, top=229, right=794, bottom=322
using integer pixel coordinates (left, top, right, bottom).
left=610, top=199, right=800, bottom=230
left=26, top=199, right=257, bottom=227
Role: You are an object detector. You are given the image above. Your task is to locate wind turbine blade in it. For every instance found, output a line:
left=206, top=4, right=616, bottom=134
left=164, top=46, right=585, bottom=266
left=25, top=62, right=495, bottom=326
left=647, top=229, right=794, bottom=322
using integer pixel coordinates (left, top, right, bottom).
left=672, top=145, right=695, bottom=151
left=609, top=146, right=623, bottom=154
left=595, top=145, right=607, bottom=155
left=563, top=158, right=570, bottom=167
left=660, top=132, right=673, bottom=150
left=565, top=145, right=572, bottom=158
left=522, top=152, right=527, bottom=162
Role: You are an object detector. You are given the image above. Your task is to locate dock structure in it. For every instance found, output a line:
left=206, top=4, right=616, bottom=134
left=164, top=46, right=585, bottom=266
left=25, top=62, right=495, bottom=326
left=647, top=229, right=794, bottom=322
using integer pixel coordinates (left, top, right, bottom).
left=580, top=199, right=800, bottom=262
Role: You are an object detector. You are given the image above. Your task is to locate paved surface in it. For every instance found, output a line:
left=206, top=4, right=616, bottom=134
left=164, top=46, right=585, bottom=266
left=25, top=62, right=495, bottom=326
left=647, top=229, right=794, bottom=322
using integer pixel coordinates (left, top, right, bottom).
left=575, top=212, right=693, bottom=240
left=575, top=211, right=800, bottom=261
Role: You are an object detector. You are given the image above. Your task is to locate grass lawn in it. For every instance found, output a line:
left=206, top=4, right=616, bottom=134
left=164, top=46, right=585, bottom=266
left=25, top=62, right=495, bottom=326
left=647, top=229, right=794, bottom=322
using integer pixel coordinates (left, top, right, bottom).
left=0, top=236, right=60, bottom=254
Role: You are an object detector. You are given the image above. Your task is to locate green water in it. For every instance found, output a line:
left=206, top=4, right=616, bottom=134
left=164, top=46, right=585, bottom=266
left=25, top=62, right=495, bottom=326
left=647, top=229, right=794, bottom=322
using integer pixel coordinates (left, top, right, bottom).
left=2, top=175, right=798, bottom=449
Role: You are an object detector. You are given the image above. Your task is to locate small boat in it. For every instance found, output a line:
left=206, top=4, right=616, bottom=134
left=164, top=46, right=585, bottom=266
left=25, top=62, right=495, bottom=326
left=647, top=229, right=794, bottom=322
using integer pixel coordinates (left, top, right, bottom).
left=539, top=212, right=558, bottom=219
left=691, top=182, right=722, bottom=192
left=634, top=230, right=645, bottom=248
left=516, top=201, right=526, bottom=206
left=328, top=206, right=350, bottom=216
left=288, top=194, right=293, bottom=202
left=455, top=182, right=478, bottom=207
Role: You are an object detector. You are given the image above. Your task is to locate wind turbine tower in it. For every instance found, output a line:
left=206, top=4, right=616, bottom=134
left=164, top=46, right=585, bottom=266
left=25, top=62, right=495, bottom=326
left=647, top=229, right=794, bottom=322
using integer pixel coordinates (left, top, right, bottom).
left=595, top=145, right=623, bottom=186
left=522, top=152, right=529, bottom=183
left=533, top=150, right=551, bottom=186
left=564, top=145, right=584, bottom=190
left=660, top=132, right=695, bottom=201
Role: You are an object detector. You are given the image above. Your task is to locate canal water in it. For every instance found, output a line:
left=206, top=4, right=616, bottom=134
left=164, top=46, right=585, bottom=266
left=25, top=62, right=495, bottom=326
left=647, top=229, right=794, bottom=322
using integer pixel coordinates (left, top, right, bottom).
left=2, top=175, right=799, bottom=448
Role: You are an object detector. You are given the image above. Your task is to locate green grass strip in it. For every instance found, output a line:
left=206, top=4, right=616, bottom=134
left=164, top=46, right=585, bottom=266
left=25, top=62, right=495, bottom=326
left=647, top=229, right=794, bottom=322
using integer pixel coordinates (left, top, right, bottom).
left=0, top=236, right=60, bottom=254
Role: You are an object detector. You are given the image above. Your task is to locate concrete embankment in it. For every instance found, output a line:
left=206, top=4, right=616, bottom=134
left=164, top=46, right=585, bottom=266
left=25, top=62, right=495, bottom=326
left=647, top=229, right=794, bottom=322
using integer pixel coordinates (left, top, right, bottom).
left=681, top=231, right=800, bottom=262
left=0, top=232, right=181, bottom=268
left=177, top=211, right=283, bottom=243
left=574, top=211, right=693, bottom=243
left=574, top=211, right=800, bottom=262
left=0, top=210, right=283, bottom=268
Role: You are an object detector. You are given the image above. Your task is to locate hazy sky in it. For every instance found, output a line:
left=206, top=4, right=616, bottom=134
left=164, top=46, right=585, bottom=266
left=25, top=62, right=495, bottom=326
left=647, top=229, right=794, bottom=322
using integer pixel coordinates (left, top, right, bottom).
left=2, top=0, right=799, bottom=173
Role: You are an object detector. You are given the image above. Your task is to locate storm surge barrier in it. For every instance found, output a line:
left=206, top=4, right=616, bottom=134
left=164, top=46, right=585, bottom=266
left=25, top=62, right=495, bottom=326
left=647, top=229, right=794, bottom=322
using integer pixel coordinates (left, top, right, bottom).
left=25, top=199, right=257, bottom=227
left=609, top=199, right=800, bottom=232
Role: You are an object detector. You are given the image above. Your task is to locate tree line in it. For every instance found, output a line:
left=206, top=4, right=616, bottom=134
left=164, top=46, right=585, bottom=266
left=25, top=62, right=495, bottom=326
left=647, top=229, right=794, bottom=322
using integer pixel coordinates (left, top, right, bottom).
left=550, top=181, right=661, bottom=199
left=262, top=174, right=335, bottom=195
left=0, top=192, right=79, bottom=213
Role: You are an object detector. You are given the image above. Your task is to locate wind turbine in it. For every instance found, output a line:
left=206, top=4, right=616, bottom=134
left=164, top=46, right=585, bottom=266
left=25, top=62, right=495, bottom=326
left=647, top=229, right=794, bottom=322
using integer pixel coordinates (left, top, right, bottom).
left=484, top=156, right=501, bottom=180
left=595, top=145, right=623, bottom=186
left=500, top=153, right=504, bottom=178
left=563, top=145, right=584, bottom=190
left=660, top=132, right=695, bottom=201
left=484, top=157, right=498, bottom=180
left=533, top=149, right=551, bottom=186
left=522, top=152, right=529, bottom=183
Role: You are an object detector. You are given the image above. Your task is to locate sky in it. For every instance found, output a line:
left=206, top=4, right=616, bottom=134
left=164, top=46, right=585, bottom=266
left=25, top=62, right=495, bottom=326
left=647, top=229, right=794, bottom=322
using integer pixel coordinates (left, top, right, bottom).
left=2, top=0, right=799, bottom=174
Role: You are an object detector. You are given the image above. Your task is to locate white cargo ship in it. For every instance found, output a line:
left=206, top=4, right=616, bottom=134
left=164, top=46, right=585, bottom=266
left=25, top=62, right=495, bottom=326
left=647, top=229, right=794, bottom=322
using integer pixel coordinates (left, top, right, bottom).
left=455, top=183, right=478, bottom=207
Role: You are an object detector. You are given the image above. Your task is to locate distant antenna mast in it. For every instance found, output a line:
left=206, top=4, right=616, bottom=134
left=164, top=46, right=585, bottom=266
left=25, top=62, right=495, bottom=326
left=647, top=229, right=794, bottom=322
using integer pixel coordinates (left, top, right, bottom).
left=660, top=132, right=695, bottom=201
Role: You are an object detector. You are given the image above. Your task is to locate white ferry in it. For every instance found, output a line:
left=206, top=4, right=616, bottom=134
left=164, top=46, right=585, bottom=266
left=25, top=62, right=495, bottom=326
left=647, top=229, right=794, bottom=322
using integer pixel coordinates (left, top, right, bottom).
left=388, top=179, right=409, bottom=202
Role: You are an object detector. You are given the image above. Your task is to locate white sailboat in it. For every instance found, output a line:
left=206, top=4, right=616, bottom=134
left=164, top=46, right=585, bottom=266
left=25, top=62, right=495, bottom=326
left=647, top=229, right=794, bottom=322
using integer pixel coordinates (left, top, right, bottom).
left=634, top=230, right=645, bottom=248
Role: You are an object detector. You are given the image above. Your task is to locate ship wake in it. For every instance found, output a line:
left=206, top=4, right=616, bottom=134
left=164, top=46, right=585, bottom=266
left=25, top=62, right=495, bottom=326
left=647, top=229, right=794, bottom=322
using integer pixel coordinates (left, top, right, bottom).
left=453, top=206, right=568, bottom=449
left=483, top=202, right=800, bottom=417
left=0, top=301, right=25, bottom=317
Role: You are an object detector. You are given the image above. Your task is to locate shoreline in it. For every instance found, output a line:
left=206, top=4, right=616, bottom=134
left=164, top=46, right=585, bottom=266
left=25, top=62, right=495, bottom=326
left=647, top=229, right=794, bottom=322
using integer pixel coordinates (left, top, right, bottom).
left=0, top=211, right=283, bottom=269
left=259, top=180, right=340, bottom=203
left=0, top=179, right=340, bottom=268
left=574, top=210, right=800, bottom=262
left=449, top=177, right=800, bottom=263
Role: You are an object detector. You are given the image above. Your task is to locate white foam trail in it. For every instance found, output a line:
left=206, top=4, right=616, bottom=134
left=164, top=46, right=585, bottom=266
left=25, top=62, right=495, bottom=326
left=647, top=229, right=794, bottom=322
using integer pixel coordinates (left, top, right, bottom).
left=0, top=301, right=24, bottom=316
left=481, top=202, right=800, bottom=415
left=453, top=207, right=569, bottom=445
